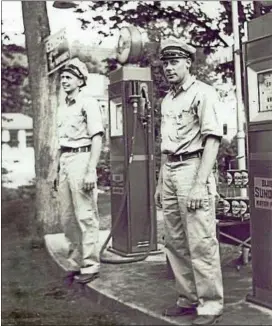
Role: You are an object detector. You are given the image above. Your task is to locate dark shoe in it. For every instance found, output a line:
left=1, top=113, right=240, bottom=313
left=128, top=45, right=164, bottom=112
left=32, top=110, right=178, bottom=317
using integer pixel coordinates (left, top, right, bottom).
left=192, top=314, right=222, bottom=325
left=163, top=304, right=196, bottom=317
left=75, top=272, right=99, bottom=284
left=64, top=270, right=80, bottom=286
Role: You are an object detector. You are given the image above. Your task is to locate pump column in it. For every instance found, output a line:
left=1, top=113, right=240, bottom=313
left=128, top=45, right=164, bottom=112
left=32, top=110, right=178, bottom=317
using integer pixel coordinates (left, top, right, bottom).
left=108, top=65, right=158, bottom=257
left=244, top=12, right=272, bottom=310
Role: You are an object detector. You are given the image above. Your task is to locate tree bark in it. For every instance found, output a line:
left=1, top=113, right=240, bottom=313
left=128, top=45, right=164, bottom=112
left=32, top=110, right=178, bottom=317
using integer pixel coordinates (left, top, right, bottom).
left=22, top=1, right=60, bottom=234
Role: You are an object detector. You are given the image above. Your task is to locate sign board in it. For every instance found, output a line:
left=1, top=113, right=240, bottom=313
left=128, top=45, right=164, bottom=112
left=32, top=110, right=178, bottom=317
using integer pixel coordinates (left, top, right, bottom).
left=254, top=177, right=272, bottom=210
left=258, top=70, right=272, bottom=112
left=110, top=99, right=123, bottom=137
left=45, top=28, right=70, bottom=75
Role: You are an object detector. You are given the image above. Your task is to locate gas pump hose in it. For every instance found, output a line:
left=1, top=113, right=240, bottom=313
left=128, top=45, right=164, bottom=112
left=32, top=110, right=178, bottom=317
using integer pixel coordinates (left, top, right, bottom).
left=99, top=94, right=156, bottom=264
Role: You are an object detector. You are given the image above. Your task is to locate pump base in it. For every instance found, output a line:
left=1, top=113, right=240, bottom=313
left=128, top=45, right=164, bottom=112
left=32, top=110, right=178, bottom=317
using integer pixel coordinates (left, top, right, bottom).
left=107, top=245, right=163, bottom=258
left=246, top=294, right=272, bottom=310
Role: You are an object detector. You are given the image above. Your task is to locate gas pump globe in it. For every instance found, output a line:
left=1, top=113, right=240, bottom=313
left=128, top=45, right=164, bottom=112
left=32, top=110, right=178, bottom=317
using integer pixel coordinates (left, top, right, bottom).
left=107, top=26, right=159, bottom=257
left=116, top=26, right=143, bottom=64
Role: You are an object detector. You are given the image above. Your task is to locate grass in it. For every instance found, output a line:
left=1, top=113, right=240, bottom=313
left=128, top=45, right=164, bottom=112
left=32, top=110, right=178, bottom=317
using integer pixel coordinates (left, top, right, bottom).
left=1, top=187, right=122, bottom=326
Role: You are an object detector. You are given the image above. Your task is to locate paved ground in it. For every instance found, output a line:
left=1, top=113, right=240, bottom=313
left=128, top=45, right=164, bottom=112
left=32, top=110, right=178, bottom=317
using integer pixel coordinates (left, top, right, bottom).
left=45, top=231, right=272, bottom=326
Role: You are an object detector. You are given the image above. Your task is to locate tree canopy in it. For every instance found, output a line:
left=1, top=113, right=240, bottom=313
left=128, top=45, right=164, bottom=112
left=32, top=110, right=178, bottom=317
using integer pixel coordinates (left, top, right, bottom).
left=1, top=36, right=32, bottom=116
left=76, top=1, right=271, bottom=46
left=74, top=1, right=271, bottom=81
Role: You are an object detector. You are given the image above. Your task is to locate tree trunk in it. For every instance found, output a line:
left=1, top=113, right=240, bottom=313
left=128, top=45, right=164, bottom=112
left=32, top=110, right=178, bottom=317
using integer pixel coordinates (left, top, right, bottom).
left=22, top=2, right=60, bottom=234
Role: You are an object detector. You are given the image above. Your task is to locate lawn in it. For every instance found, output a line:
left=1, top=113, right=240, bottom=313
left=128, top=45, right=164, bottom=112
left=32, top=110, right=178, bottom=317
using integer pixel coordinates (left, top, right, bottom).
left=1, top=187, right=122, bottom=326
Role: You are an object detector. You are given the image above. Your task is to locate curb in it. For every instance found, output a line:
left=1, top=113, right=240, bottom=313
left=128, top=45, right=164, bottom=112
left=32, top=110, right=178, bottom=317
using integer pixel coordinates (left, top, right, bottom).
left=44, top=233, right=189, bottom=326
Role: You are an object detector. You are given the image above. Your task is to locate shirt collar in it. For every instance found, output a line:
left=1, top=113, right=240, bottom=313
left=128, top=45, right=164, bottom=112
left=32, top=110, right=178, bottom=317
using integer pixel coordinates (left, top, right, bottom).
left=170, top=75, right=196, bottom=98
left=65, top=96, right=76, bottom=106
left=65, top=89, right=81, bottom=106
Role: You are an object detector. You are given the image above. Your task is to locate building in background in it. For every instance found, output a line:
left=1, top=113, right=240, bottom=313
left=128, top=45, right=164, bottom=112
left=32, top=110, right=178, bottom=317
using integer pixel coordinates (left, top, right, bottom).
left=2, top=113, right=35, bottom=188
left=2, top=113, right=33, bottom=149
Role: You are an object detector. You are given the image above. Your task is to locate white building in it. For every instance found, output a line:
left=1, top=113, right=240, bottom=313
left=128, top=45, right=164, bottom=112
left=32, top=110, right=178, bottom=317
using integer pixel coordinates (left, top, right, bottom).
left=2, top=113, right=35, bottom=188
left=2, top=113, right=33, bottom=149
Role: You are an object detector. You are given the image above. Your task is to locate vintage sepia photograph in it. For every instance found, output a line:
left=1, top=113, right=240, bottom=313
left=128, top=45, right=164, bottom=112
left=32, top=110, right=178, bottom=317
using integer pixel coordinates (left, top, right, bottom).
left=1, top=1, right=272, bottom=325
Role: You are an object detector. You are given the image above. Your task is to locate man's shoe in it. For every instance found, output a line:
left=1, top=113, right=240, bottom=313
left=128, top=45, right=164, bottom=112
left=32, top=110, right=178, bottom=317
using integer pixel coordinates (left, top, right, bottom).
left=64, top=270, right=80, bottom=286
left=163, top=304, right=196, bottom=317
left=75, top=272, right=99, bottom=284
left=192, top=314, right=222, bottom=325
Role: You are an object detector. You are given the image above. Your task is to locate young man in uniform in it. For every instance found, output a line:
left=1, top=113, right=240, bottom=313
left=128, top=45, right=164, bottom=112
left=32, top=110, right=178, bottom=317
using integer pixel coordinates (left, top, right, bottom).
left=155, top=39, right=224, bottom=325
left=54, top=58, right=104, bottom=284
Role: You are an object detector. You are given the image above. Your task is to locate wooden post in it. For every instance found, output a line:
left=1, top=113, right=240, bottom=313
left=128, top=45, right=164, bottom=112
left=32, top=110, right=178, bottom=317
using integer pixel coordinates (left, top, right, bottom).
left=22, top=1, right=60, bottom=234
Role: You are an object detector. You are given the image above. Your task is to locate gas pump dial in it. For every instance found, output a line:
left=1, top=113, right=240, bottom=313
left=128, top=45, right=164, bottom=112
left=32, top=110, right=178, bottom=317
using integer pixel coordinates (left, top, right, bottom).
left=116, top=26, right=143, bottom=64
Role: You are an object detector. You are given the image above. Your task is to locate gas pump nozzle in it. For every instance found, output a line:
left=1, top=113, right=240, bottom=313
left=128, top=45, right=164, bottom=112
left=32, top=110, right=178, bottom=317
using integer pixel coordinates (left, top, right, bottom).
left=140, top=83, right=151, bottom=131
left=128, top=81, right=149, bottom=127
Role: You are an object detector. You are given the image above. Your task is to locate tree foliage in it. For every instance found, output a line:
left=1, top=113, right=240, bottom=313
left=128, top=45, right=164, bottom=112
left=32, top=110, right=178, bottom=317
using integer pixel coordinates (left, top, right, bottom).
left=1, top=37, right=32, bottom=116
left=1, top=35, right=104, bottom=118
left=74, top=1, right=272, bottom=81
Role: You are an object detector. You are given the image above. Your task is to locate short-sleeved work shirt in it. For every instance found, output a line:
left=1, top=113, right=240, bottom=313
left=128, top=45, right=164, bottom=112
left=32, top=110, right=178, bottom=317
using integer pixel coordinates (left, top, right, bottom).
left=160, top=76, right=222, bottom=155
left=57, top=92, right=104, bottom=148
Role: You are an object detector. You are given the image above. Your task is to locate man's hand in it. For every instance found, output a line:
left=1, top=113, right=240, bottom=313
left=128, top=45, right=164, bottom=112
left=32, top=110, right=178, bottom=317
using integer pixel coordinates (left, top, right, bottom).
left=187, top=182, right=207, bottom=211
left=50, top=172, right=59, bottom=198
left=154, top=184, right=163, bottom=209
left=83, top=169, right=97, bottom=192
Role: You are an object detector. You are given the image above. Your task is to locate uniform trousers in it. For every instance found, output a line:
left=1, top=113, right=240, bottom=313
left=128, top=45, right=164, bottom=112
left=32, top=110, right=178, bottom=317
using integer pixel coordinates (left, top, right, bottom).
left=162, top=157, right=223, bottom=315
left=58, top=151, right=100, bottom=274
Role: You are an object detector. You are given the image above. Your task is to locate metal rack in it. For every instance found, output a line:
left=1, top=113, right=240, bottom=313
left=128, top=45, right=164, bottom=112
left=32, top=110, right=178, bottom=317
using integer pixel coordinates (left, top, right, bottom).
left=216, top=169, right=251, bottom=266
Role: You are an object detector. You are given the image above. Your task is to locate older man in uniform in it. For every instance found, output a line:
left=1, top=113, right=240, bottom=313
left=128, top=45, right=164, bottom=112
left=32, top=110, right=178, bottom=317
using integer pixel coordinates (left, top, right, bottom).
left=54, top=58, right=104, bottom=284
left=155, top=40, right=224, bottom=325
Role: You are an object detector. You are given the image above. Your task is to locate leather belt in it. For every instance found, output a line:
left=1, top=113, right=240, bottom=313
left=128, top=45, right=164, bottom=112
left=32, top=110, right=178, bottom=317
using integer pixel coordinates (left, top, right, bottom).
left=60, top=145, right=91, bottom=154
left=167, top=151, right=202, bottom=162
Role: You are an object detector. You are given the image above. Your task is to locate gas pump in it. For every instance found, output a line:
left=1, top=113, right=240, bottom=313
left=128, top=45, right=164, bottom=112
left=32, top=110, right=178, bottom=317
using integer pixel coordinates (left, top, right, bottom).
left=100, top=26, right=160, bottom=262
left=244, top=12, right=272, bottom=309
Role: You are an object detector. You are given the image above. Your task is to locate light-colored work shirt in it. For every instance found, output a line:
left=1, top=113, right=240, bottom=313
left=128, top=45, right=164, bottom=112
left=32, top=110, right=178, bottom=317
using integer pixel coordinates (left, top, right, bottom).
left=160, top=75, right=222, bottom=155
left=57, top=91, right=104, bottom=148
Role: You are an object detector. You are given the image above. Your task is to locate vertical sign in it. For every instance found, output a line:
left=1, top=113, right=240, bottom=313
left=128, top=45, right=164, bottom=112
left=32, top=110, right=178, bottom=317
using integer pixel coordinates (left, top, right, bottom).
left=110, top=98, right=123, bottom=137
left=254, top=177, right=272, bottom=210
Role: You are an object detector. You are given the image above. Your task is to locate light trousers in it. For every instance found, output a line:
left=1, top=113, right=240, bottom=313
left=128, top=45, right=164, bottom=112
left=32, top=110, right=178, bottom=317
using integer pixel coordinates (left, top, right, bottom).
left=162, top=158, right=223, bottom=315
left=58, top=152, right=100, bottom=274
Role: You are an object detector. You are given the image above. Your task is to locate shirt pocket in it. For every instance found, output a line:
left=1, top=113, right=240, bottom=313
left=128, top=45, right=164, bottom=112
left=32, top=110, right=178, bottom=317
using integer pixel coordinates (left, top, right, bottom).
left=68, top=112, right=86, bottom=136
left=175, top=108, right=196, bottom=139
left=162, top=111, right=179, bottom=141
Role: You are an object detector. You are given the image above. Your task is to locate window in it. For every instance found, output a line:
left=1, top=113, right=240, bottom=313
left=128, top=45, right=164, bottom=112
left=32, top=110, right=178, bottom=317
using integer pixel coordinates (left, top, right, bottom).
left=223, top=124, right=228, bottom=135
left=26, top=131, right=34, bottom=147
left=9, top=130, right=18, bottom=147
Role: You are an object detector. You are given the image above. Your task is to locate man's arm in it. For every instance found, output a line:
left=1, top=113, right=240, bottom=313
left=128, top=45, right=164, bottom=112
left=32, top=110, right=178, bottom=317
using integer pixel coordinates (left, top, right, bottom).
left=187, top=136, right=220, bottom=210
left=87, top=133, right=103, bottom=172
left=187, top=85, right=222, bottom=210
left=195, top=136, right=220, bottom=185
left=83, top=133, right=103, bottom=191
left=157, top=153, right=167, bottom=186
left=155, top=153, right=167, bottom=208
left=56, top=149, right=61, bottom=171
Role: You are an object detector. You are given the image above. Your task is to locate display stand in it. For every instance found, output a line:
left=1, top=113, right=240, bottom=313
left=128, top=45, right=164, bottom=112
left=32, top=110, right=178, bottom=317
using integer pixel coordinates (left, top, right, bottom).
left=216, top=169, right=251, bottom=266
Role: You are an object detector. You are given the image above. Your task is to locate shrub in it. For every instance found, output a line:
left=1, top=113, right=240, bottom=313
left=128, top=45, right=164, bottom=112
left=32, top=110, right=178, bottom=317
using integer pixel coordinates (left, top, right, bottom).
left=97, top=149, right=111, bottom=187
